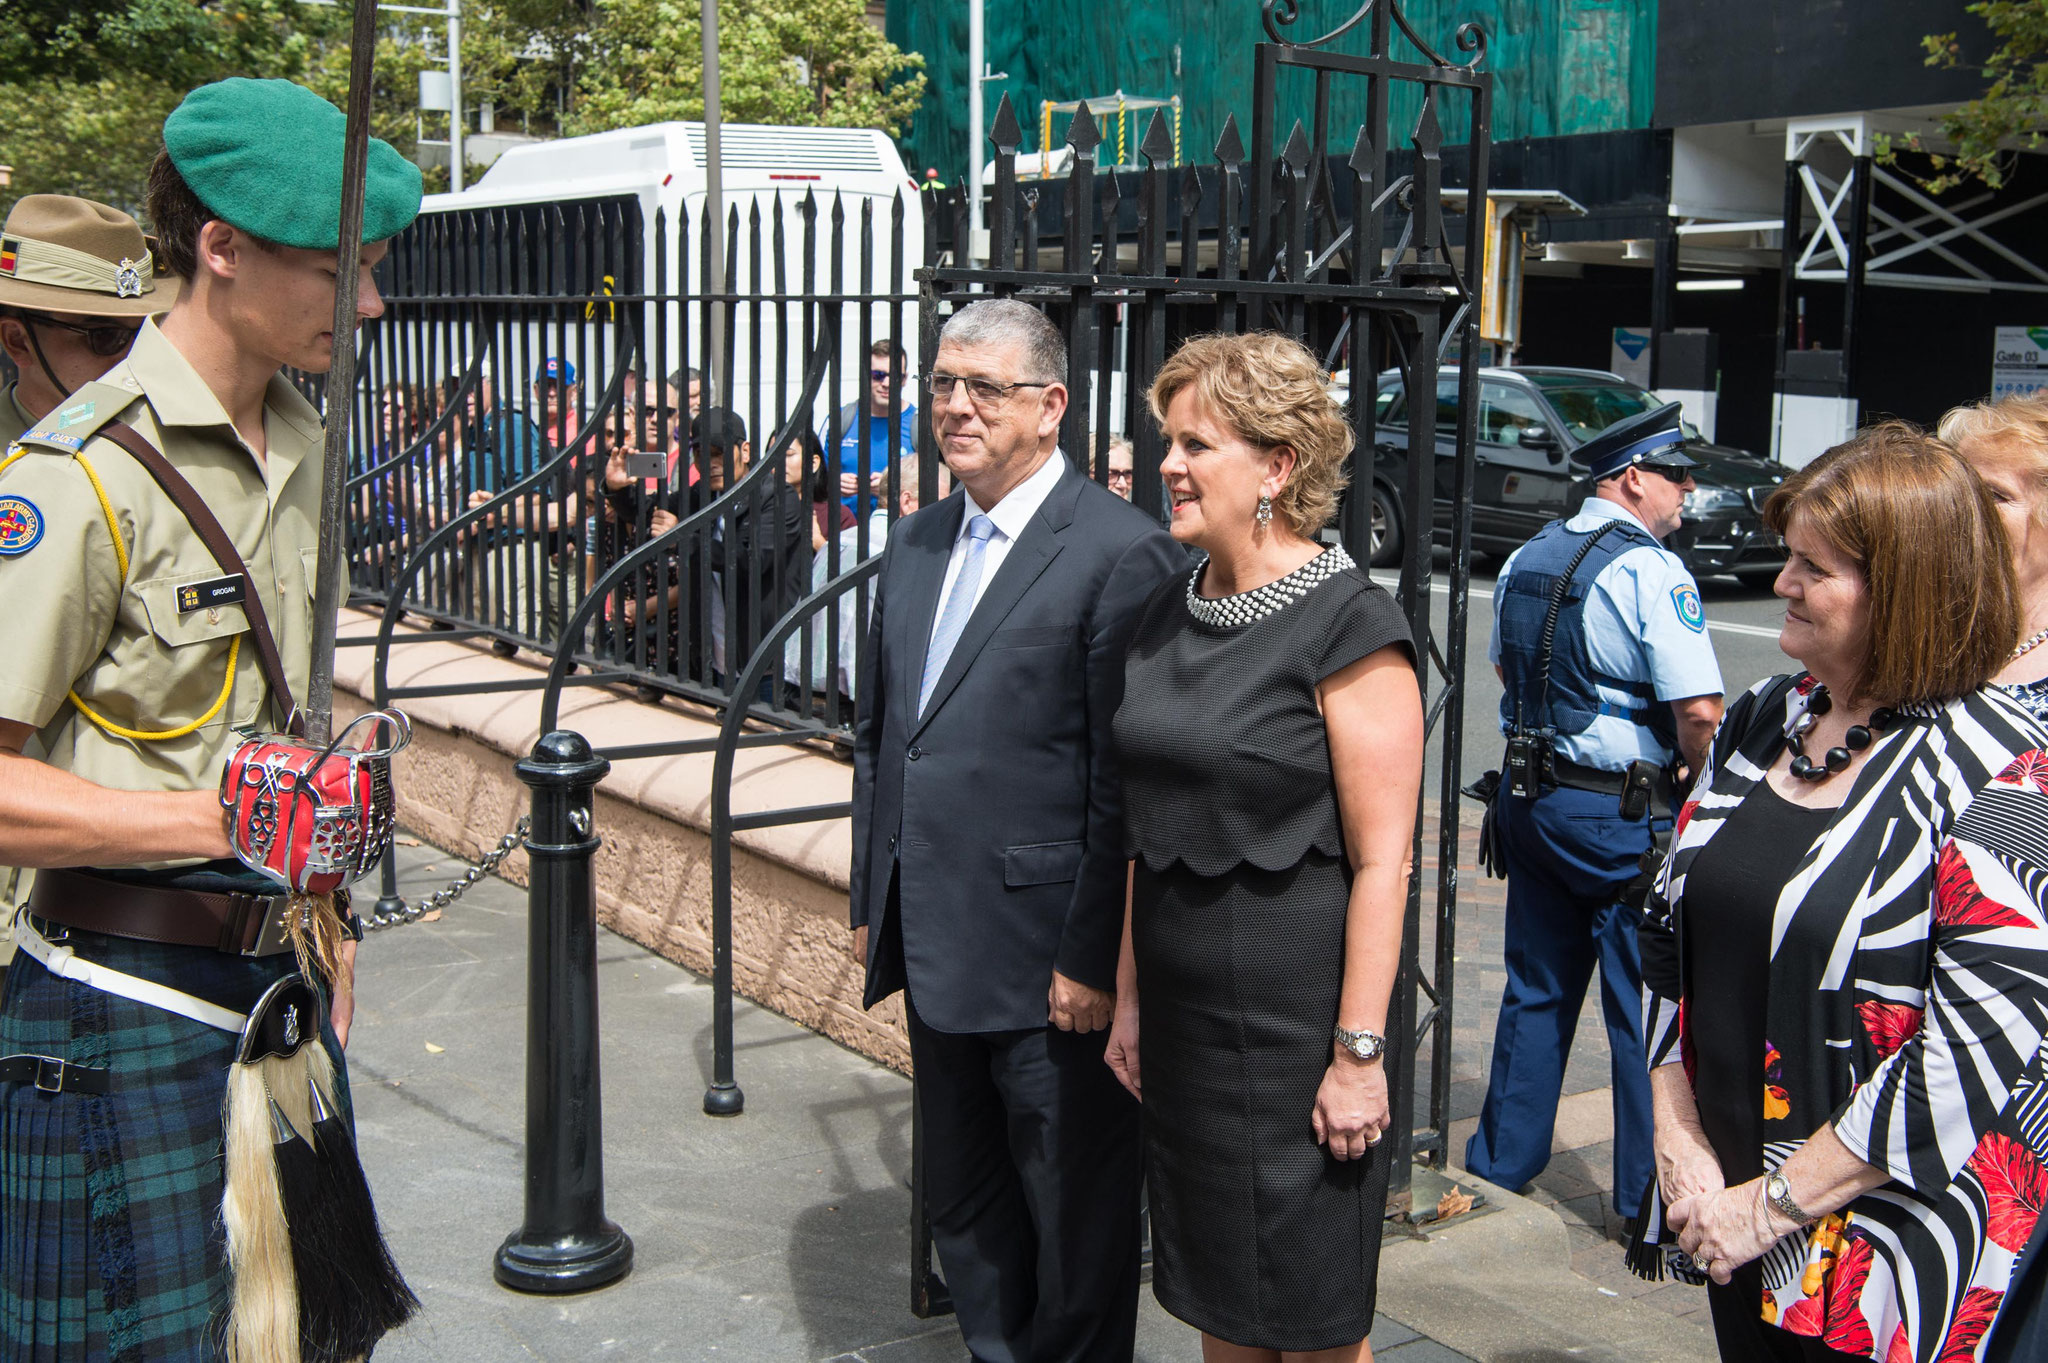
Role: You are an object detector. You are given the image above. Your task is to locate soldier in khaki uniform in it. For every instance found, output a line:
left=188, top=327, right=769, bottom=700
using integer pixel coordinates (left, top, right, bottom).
left=0, top=196, right=166, bottom=451
left=0, top=195, right=170, bottom=979
left=0, top=78, right=421, bottom=1360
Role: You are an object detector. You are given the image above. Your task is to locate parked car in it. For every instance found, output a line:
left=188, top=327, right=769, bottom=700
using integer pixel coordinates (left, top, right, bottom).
left=1358, top=366, right=1787, bottom=585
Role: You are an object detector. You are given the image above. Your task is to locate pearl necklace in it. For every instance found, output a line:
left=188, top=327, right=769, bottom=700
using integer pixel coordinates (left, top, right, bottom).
left=2015, top=625, right=2048, bottom=661
left=1185, top=544, right=1357, bottom=629
left=1784, top=683, right=1894, bottom=781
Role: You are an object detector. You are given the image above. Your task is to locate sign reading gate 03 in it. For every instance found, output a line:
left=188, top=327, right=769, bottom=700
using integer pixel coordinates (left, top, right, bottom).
left=1992, top=326, right=2048, bottom=400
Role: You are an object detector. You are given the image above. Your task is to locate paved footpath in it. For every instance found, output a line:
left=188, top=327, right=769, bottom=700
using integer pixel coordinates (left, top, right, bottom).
left=351, top=837, right=1712, bottom=1362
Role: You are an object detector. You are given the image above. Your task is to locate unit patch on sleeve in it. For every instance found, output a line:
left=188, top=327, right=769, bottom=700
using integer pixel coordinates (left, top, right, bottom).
left=1671, top=583, right=1705, bottom=633
left=0, top=496, right=45, bottom=556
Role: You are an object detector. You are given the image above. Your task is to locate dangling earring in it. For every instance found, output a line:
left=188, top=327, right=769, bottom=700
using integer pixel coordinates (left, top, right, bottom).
left=1256, top=494, right=1273, bottom=527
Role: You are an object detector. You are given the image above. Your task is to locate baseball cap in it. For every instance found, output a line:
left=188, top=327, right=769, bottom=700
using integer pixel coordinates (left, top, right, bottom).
left=692, top=407, right=748, bottom=449
left=535, top=357, right=577, bottom=385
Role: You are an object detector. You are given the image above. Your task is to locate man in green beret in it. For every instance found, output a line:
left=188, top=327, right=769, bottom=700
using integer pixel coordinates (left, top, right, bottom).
left=0, top=77, right=422, bottom=1360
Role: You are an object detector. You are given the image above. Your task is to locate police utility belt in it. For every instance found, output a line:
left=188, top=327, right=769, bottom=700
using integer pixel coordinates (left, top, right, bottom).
left=1496, top=520, right=1672, bottom=822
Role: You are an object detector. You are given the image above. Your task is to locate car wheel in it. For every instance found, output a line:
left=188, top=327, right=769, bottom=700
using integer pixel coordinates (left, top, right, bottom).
left=1368, top=483, right=1403, bottom=568
left=1736, top=568, right=1782, bottom=591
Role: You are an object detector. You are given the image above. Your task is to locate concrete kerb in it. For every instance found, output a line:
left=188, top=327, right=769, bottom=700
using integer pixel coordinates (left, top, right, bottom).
left=1376, top=1171, right=1716, bottom=1363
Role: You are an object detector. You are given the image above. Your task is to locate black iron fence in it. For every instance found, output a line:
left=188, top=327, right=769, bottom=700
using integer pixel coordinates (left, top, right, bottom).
left=341, top=0, right=1489, bottom=1255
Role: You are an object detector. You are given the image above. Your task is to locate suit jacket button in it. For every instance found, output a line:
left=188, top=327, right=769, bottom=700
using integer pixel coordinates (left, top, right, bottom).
left=907, top=746, right=922, bottom=761
left=889, top=834, right=898, bottom=853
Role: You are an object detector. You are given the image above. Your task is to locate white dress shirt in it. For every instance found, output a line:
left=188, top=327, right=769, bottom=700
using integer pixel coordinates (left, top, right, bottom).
left=925, top=448, right=1068, bottom=656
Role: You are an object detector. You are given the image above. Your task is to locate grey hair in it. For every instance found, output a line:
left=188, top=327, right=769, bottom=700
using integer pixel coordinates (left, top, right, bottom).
left=939, top=299, right=1067, bottom=385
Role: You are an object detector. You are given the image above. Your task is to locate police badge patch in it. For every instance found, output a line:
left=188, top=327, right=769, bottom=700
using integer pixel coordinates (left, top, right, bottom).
left=0, top=496, right=44, bottom=556
left=1671, top=583, right=1705, bottom=633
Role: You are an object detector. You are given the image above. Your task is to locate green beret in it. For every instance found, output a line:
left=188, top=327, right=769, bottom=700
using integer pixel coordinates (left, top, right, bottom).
left=164, top=78, right=423, bottom=250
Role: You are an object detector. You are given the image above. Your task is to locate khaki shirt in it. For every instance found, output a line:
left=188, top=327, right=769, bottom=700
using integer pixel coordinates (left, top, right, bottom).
left=0, top=384, right=32, bottom=454
left=0, top=319, right=325, bottom=807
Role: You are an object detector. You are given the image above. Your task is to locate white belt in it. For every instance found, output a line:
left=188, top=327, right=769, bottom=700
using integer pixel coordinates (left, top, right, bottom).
left=14, top=916, right=249, bottom=1035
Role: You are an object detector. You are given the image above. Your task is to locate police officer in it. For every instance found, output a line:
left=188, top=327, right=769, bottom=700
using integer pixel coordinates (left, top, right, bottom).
left=0, top=78, right=420, bottom=1359
left=1463, top=401, right=1725, bottom=1233
left=0, top=195, right=170, bottom=986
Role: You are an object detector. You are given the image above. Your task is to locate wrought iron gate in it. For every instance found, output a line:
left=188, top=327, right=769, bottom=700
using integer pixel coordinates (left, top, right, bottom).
left=911, top=0, right=1491, bottom=1287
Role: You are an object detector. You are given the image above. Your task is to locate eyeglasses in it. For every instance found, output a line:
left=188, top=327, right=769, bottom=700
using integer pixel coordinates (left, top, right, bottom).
left=926, top=372, right=1052, bottom=405
left=1644, top=464, right=1694, bottom=486
left=870, top=369, right=899, bottom=383
left=23, top=313, right=142, bottom=359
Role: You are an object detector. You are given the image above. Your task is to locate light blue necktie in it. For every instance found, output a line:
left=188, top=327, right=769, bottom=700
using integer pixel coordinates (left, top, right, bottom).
left=920, top=514, right=996, bottom=716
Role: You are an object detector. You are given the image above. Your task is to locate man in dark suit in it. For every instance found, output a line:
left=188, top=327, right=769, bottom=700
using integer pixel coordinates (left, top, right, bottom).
left=850, top=299, right=1182, bottom=1362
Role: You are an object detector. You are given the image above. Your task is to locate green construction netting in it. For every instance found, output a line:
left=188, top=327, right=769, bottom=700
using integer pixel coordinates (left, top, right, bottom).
left=887, top=0, right=1656, bottom=187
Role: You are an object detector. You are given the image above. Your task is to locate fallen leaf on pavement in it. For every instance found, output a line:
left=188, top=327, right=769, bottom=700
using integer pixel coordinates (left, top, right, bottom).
left=1434, top=1185, right=1474, bottom=1221
left=420, top=909, right=442, bottom=923
left=424, top=1042, right=446, bottom=1054
left=395, top=836, right=422, bottom=847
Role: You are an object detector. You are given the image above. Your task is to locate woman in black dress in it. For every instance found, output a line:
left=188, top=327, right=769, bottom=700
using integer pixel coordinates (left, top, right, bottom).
left=1106, top=333, right=1422, bottom=1361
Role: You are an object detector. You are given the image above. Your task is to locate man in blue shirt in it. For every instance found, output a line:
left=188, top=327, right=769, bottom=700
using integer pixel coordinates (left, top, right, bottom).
left=1466, top=402, right=1724, bottom=1237
left=825, top=338, right=916, bottom=518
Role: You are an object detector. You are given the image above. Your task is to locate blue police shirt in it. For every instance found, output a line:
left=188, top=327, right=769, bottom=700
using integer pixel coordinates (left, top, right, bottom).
left=827, top=404, right=916, bottom=516
left=1487, top=497, right=1723, bottom=769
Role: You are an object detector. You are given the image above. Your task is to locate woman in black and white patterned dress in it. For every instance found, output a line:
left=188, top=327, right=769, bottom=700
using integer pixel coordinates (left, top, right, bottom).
left=1628, top=423, right=2048, bottom=1363
left=1942, top=394, right=2048, bottom=1362
left=1106, top=333, right=1421, bottom=1362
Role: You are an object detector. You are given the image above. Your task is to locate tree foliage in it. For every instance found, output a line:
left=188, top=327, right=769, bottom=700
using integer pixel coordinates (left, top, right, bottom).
left=0, top=0, right=922, bottom=221
left=1897, top=1, right=2048, bottom=192
left=570, top=0, right=925, bottom=137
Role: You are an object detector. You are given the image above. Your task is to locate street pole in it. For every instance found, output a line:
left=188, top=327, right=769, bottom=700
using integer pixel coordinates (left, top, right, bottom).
left=448, top=0, right=464, bottom=193
left=702, top=0, right=725, bottom=408
left=967, top=0, right=983, bottom=262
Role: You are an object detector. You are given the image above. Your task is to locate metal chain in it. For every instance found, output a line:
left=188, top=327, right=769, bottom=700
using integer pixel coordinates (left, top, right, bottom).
left=365, top=818, right=531, bottom=931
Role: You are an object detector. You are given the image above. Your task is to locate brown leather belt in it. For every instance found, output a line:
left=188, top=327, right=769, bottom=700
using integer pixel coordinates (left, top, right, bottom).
left=28, top=867, right=298, bottom=958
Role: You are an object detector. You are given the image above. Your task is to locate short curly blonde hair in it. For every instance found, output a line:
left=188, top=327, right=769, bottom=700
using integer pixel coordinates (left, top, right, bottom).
left=1147, top=332, right=1352, bottom=536
left=1939, top=389, right=2048, bottom=531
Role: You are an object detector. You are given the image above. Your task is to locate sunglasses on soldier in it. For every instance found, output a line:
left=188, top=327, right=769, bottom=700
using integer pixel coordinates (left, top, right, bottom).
left=22, top=312, right=144, bottom=359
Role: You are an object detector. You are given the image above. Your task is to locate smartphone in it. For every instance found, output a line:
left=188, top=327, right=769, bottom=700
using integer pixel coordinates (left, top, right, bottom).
left=626, top=451, right=666, bottom=480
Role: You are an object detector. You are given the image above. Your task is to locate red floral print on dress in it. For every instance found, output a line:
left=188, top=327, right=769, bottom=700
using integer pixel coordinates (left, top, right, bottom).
left=1996, top=748, right=2048, bottom=796
left=1857, top=1000, right=1925, bottom=1061
left=1676, top=797, right=1701, bottom=836
left=1933, top=841, right=2034, bottom=931
left=1819, top=1235, right=1877, bottom=1356
left=1966, top=1130, right=2048, bottom=1254
left=1936, top=1287, right=2003, bottom=1363
left=1764, top=1039, right=1791, bottom=1122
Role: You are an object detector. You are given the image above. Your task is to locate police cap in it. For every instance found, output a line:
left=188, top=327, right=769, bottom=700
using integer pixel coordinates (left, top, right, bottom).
left=164, top=78, right=424, bottom=250
left=1579, top=401, right=1697, bottom=482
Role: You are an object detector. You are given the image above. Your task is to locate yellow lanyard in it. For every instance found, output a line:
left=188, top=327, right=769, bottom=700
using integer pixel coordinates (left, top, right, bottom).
left=0, top=444, right=241, bottom=741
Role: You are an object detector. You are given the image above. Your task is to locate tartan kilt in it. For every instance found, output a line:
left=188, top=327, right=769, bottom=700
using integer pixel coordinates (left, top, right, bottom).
left=0, top=921, right=347, bottom=1363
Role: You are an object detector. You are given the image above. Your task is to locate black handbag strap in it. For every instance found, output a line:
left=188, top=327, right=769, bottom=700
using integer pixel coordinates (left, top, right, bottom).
left=98, top=421, right=303, bottom=736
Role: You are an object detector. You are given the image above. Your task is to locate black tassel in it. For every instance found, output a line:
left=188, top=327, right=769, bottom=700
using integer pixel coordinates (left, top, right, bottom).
left=1621, top=1182, right=1667, bottom=1283
left=272, top=1084, right=419, bottom=1363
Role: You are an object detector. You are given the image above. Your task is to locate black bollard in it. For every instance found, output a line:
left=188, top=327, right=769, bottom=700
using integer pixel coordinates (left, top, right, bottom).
left=494, top=730, right=634, bottom=1294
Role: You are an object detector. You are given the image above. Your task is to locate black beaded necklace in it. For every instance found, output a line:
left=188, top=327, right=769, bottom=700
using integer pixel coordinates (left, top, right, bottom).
left=1786, top=683, right=1895, bottom=781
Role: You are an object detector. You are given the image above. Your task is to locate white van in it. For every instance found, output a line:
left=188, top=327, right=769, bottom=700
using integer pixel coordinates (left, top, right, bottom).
left=416, top=121, right=926, bottom=446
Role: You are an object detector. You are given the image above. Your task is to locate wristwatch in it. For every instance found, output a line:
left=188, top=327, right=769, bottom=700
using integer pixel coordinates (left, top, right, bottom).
left=1764, top=1169, right=1812, bottom=1228
left=1333, top=1025, right=1386, bottom=1063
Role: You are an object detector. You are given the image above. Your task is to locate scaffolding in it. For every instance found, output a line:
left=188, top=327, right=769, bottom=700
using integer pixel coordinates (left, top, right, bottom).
left=1039, top=92, right=1182, bottom=170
